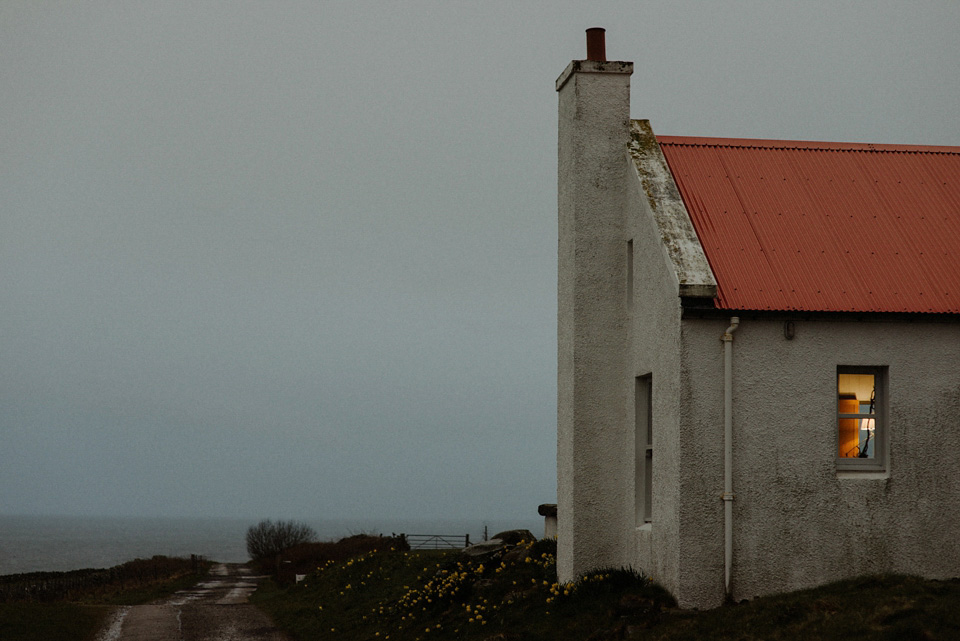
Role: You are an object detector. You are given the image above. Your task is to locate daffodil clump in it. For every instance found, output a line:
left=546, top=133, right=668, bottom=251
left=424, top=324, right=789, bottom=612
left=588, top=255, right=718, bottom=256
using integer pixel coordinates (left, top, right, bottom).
left=253, top=535, right=674, bottom=641
left=311, top=548, right=399, bottom=606
left=302, top=538, right=563, bottom=638
left=544, top=571, right=615, bottom=604
left=386, top=555, right=514, bottom=636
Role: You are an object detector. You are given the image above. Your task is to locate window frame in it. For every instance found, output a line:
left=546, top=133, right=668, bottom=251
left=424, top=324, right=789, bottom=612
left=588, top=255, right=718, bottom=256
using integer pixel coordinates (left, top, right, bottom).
left=836, top=365, right=887, bottom=472
left=635, top=374, right=653, bottom=525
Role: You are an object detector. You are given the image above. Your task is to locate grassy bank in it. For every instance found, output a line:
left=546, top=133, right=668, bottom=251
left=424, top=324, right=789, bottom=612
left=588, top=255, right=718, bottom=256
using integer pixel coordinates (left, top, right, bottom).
left=252, top=537, right=673, bottom=640
left=252, top=538, right=960, bottom=641
left=0, top=556, right=209, bottom=641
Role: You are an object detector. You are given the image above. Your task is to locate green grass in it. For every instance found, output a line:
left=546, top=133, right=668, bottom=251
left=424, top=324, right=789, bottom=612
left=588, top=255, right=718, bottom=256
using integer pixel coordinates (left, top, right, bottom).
left=252, top=538, right=674, bottom=640
left=0, top=602, right=110, bottom=641
left=643, top=574, right=960, bottom=641
left=252, top=539, right=960, bottom=641
left=96, top=568, right=211, bottom=606
left=0, top=559, right=211, bottom=641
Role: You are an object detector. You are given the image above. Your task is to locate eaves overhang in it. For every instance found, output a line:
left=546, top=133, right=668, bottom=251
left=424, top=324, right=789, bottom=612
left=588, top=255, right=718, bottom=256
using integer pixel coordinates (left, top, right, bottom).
left=680, top=306, right=960, bottom=324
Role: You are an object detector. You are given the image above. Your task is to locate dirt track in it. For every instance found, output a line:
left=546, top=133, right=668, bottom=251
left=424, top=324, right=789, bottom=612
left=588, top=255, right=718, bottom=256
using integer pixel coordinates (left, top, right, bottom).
left=95, top=563, right=290, bottom=641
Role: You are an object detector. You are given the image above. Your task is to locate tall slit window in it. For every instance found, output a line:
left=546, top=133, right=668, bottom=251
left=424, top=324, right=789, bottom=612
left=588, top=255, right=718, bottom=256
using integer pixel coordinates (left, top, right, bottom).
left=636, top=374, right=652, bottom=524
left=837, top=366, right=885, bottom=471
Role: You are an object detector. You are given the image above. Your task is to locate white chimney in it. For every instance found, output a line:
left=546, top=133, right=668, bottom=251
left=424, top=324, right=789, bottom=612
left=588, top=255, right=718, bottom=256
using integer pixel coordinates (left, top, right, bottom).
left=555, top=29, right=634, bottom=584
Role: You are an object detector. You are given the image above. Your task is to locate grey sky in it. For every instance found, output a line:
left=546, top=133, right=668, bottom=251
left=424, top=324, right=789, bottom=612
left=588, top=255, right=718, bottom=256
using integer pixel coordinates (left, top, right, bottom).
left=2, top=1, right=958, bottom=521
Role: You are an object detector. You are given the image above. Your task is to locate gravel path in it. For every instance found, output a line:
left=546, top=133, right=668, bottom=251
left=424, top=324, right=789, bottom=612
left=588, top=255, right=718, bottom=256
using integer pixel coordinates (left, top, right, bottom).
left=96, top=563, right=290, bottom=641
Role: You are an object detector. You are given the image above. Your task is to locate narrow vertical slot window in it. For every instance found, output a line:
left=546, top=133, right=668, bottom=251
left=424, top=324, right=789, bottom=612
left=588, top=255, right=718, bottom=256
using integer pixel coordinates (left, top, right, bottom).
left=635, top=374, right=653, bottom=525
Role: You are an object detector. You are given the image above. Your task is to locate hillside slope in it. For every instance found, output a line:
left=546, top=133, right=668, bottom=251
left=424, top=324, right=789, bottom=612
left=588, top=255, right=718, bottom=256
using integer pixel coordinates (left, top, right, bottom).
left=251, top=538, right=960, bottom=641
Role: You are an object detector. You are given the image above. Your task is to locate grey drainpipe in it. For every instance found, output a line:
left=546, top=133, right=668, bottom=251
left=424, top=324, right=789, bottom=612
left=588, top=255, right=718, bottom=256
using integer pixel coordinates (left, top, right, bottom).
left=721, top=317, right=740, bottom=597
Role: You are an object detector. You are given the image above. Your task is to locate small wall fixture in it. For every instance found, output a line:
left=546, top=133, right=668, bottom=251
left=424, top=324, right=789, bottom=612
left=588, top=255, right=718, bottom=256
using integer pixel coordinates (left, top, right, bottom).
left=783, top=321, right=796, bottom=340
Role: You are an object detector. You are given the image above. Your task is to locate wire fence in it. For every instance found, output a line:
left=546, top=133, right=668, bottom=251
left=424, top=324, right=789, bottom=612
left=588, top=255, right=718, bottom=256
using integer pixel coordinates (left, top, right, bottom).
left=0, top=555, right=204, bottom=602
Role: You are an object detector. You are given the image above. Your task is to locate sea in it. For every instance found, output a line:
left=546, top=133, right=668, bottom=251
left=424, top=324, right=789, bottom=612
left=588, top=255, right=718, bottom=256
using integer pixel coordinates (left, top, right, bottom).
left=0, top=514, right=543, bottom=576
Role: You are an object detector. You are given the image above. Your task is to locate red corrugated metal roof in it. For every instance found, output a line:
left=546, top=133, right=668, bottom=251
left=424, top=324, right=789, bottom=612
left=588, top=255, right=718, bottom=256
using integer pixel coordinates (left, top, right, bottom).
left=658, top=136, right=960, bottom=314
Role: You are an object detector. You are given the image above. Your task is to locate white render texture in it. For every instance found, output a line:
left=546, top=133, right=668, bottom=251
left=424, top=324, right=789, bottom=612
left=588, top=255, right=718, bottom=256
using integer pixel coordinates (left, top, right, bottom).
left=673, top=317, right=960, bottom=608
left=556, top=55, right=960, bottom=610
left=624, top=138, right=687, bottom=600
left=544, top=515, right=558, bottom=539
left=556, top=59, right=634, bottom=584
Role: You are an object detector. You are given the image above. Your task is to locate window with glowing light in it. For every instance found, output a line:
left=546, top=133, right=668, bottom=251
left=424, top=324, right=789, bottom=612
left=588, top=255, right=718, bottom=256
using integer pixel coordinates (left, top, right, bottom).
left=837, top=367, right=885, bottom=471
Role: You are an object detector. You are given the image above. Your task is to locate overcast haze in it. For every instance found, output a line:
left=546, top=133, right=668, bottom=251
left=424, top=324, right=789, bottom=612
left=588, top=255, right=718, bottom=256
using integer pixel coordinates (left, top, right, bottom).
left=2, top=2, right=959, bottom=521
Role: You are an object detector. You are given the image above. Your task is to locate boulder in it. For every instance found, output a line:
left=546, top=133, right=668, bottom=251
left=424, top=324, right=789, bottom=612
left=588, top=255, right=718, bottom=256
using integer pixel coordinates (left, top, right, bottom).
left=461, top=539, right=507, bottom=557
left=461, top=529, right=535, bottom=558
left=489, top=530, right=535, bottom=545
left=501, top=545, right=532, bottom=563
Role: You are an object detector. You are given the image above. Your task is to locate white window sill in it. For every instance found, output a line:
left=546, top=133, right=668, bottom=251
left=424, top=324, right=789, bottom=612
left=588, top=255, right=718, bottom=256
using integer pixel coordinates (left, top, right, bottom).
left=837, top=470, right=889, bottom=480
left=636, top=522, right=652, bottom=533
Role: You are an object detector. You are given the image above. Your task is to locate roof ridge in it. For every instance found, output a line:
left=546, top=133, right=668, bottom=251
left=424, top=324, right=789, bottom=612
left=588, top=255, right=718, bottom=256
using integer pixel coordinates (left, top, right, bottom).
left=655, top=136, right=960, bottom=155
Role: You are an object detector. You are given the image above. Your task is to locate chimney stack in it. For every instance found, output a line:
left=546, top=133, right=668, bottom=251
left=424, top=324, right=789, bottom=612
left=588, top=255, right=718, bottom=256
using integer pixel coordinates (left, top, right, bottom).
left=555, top=33, right=634, bottom=585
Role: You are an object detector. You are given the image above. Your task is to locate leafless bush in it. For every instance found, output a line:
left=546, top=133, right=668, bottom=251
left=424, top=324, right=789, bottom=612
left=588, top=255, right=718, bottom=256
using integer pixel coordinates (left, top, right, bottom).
left=245, top=519, right=317, bottom=561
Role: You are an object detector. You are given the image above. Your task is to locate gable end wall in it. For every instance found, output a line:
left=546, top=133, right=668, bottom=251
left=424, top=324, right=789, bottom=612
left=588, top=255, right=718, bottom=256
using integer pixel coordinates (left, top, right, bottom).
left=625, top=147, right=686, bottom=598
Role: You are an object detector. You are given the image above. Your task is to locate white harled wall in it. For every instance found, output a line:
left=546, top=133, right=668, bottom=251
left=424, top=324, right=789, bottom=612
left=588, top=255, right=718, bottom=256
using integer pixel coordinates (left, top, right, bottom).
left=624, top=147, right=685, bottom=599
left=675, top=317, right=960, bottom=607
left=625, top=222, right=960, bottom=610
left=623, top=118, right=721, bottom=606
left=556, top=59, right=634, bottom=584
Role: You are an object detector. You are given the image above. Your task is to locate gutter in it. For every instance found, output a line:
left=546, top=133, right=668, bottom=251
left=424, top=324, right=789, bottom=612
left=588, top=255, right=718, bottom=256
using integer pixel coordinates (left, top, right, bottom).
left=721, top=317, right=740, bottom=597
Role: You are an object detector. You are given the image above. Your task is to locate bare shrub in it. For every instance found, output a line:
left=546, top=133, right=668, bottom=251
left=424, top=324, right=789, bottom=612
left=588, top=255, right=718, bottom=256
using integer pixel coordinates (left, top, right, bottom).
left=245, top=519, right=317, bottom=561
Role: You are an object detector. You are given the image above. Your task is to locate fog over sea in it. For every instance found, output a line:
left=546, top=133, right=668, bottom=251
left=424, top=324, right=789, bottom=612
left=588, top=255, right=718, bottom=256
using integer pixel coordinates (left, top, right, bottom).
left=0, top=514, right=542, bottom=576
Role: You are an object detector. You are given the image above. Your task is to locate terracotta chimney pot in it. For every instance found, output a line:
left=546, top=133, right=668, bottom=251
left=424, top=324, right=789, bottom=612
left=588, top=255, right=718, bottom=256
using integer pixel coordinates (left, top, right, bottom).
left=586, top=27, right=606, bottom=61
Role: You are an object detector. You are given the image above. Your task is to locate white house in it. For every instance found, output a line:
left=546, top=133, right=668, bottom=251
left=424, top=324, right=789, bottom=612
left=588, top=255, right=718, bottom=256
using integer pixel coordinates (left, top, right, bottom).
left=556, top=29, right=960, bottom=609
